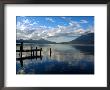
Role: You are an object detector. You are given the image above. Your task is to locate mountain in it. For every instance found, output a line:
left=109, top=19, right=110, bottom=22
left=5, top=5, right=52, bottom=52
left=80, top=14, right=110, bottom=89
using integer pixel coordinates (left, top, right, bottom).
left=16, top=33, right=94, bottom=44
left=16, top=39, right=56, bottom=44
left=61, top=33, right=94, bottom=44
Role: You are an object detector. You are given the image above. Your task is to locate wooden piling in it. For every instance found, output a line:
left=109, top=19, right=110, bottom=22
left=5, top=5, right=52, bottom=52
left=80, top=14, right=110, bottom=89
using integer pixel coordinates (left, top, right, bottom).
left=17, top=43, right=43, bottom=60
left=40, top=48, right=42, bottom=56
left=33, top=51, right=34, bottom=56
left=50, top=48, right=51, bottom=57
left=31, top=46, right=32, bottom=57
left=20, top=42, right=23, bottom=59
left=36, top=47, right=37, bottom=57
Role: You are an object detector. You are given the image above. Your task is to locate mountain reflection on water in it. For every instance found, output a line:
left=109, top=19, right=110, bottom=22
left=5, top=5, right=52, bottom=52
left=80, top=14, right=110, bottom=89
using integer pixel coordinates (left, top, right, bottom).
left=16, top=44, right=94, bottom=74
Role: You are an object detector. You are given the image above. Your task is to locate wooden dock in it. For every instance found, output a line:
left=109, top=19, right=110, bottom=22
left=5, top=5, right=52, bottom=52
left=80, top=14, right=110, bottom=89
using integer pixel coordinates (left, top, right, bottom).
left=16, top=42, right=52, bottom=67
left=16, top=42, right=43, bottom=60
left=16, top=49, right=42, bottom=52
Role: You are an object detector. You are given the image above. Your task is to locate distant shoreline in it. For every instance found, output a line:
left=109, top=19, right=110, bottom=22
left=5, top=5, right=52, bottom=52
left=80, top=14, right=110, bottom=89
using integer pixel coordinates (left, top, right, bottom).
left=16, top=43, right=94, bottom=46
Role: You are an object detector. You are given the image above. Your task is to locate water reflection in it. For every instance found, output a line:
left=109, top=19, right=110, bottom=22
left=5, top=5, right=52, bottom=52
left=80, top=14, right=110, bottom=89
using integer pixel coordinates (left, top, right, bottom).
left=16, top=44, right=94, bottom=74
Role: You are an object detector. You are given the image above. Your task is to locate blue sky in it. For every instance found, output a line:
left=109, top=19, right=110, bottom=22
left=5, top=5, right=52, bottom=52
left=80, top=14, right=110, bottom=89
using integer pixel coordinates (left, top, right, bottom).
left=16, top=16, right=94, bottom=42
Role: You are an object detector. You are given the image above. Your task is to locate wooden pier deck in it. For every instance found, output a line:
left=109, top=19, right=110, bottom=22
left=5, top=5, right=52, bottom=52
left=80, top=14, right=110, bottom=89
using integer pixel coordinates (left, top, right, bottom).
left=16, top=42, right=43, bottom=60
left=16, top=42, right=52, bottom=61
left=16, top=42, right=52, bottom=67
left=16, top=49, right=42, bottom=52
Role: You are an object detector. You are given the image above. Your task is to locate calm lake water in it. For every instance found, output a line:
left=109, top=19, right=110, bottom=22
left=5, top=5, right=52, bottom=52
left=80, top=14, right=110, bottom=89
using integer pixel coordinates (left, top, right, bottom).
left=16, top=44, right=94, bottom=74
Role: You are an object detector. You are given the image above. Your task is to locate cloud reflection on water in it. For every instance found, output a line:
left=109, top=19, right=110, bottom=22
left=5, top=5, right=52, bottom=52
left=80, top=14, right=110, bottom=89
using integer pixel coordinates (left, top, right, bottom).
left=16, top=44, right=94, bottom=74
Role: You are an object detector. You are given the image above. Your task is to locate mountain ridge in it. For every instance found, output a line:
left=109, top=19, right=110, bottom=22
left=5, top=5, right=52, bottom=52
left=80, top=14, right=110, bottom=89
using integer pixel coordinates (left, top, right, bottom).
left=61, top=33, right=94, bottom=44
left=16, top=39, right=56, bottom=44
left=16, top=33, right=94, bottom=44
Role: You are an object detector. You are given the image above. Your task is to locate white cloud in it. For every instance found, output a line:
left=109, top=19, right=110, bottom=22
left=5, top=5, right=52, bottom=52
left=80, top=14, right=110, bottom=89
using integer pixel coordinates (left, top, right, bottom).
left=20, top=25, right=26, bottom=30
left=16, top=18, right=39, bottom=31
left=20, top=16, right=26, bottom=18
left=39, top=25, right=47, bottom=29
left=60, top=17, right=81, bottom=30
left=73, top=29, right=85, bottom=34
left=80, top=20, right=88, bottom=23
left=86, top=26, right=94, bottom=33
left=16, top=24, right=93, bottom=41
left=16, top=17, right=93, bottom=42
left=61, top=17, right=72, bottom=23
left=23, top=19, right=30, bottom=24
left=60, top=16, right=66, bottom=19
left=45, top=17, right=54, bottom=22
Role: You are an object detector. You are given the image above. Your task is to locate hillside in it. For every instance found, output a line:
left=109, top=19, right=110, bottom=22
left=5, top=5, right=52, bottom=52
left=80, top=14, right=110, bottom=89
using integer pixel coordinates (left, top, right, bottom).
left=16, top=39, right=56, bottom=44
left=70, top=33, right=94, bottom=44
left=61, top=33, right=94, bottom=44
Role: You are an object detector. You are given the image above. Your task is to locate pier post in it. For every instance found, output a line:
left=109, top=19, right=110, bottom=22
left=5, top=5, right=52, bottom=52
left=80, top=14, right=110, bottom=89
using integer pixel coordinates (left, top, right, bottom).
left=50, top=48, right=51, bottom=57
left=36, top=47, right=37, bottom=57
left=31, top=46, right=32, bottom=57
left=33, top=50, right=34, bottom=56
left=20, top=42, right=23, bottom=59
left=40, top=48, right=42, bottom=56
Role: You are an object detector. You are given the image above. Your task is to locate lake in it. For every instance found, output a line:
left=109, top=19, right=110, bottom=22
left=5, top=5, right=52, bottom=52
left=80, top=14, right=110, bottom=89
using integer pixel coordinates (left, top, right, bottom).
left=16, top=44, right=94, bottom=74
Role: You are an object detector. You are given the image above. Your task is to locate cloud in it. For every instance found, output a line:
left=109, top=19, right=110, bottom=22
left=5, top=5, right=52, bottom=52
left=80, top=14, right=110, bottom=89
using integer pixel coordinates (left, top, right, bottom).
left=23, top=19, right=30, bottom=24
left=45, top=17, right=54, bottom=22
left=73, top=29, right=85, bottom=34
left=39, top=25, right=48, bottom=29
left=61, top=16, right=72, bottom=23
left=17, top=24, right=93, bottom=42
left=17, top=21, right=82, bottom=40
left=60, top=17, right=81, bottom=29
left=16, top=17, right=93, bottom=42
left=80, top=20, right=88, bottom=23
left=16, top=18, right=38, bottom=30
left=37, top=21, right=39, bottom=23
left=86, top=26, right=94, bottom=33
left=16, top=21, right=26, bottom=30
